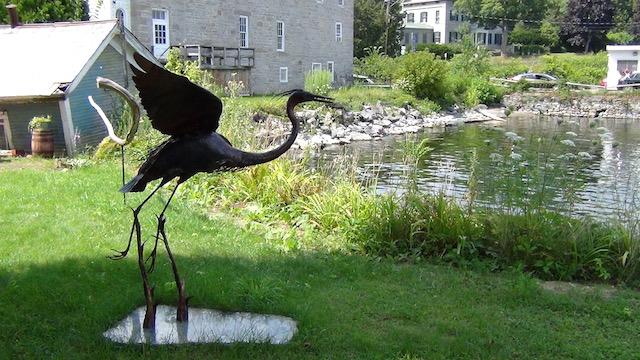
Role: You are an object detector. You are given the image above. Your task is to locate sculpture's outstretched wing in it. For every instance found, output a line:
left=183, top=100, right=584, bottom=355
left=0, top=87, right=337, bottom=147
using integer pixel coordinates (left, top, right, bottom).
left=130, top=52, right=223, bottom=136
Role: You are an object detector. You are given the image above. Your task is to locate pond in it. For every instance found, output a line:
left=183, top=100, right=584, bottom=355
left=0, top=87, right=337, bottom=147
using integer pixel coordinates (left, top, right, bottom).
left=313, top=115, right=640, bottom=222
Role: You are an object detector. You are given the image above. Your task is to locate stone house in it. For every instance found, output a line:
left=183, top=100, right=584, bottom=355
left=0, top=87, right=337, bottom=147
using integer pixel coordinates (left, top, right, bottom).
left=88, top=0, right=354, bottom=94
left=402, top=0, right=503, bottom=51
left=0, top=16, right=158, bottom=156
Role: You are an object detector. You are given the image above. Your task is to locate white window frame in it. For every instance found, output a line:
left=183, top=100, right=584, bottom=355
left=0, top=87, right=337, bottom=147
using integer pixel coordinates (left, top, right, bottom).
left=312, top=62, right=322, bottom=72
left=338, top=0, right=344, bottom=6
left=420, top=12, right=427, bottom=23
left=280, top=67, right=289, bottom=83
left=276, top=21, right=285, bottom=51
left=335, top=22, right=343, bottom=42
left=327, top=61, right=335, bottom=81
left=151, top=8, right=169, bottom=58
left=435, top=10, right=440, bottom=24
left=239, top=16, right=249, bottom=48
left=0, top=111, right=13, bottom=150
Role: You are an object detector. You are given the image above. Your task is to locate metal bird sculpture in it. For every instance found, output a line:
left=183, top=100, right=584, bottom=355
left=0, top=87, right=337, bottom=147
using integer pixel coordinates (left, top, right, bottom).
left=92, top=52, right=336, bottom=329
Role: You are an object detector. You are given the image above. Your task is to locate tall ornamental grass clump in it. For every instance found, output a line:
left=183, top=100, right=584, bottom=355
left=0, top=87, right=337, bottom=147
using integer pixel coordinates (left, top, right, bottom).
left=304, top=70, right=333, bottom=96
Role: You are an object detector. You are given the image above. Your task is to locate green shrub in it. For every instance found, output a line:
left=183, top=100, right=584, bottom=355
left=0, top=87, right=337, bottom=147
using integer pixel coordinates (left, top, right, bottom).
left=28, top=115, right=52, bottom=131
left=463, top=78, right=504, bottom=106
left=394, top=52, right=451, bottom=102
left=416, top=43, right=462, bottom=59
left=487, top=57, right=531, bottom=79
left=354, top=48, right=397, bottom=82
left=165, top=48, right=224, bottom=97
left=538, top=53, right=607, bottom=84
left=304, top=70, right=333, bottom=96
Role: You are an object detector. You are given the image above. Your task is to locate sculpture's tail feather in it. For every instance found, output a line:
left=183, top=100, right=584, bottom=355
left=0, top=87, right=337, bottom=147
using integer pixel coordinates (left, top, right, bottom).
left=120, top=175, right=146, bottom=193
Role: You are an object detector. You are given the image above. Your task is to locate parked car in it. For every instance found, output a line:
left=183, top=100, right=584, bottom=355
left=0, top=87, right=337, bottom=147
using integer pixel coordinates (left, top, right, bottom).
left=511, top=73, right=558, bottom=82
left=618, top=72, right=640, bottom=89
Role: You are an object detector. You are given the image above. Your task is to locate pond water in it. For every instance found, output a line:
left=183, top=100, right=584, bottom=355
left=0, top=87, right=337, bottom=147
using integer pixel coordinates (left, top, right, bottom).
left=313, top=115, right=640, bottom=221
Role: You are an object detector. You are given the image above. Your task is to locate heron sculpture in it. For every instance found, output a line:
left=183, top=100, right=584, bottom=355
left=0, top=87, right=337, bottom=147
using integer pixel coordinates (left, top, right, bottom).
left=92, top=53, right=337, bottom=329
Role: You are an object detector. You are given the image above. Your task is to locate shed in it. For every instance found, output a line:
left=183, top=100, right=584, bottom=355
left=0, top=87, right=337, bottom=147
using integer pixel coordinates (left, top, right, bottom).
left=0, top=20, right=158, bottom=156
left=605, top=44, right=640, bottom=90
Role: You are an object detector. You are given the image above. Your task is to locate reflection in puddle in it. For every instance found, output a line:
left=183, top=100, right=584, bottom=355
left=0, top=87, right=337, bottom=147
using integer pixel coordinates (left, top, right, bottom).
left=104, top=305, right=297, bottom=345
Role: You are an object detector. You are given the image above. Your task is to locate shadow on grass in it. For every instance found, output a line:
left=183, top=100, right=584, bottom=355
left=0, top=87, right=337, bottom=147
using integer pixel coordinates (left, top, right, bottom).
left=1, top=251, right=638, bottom=359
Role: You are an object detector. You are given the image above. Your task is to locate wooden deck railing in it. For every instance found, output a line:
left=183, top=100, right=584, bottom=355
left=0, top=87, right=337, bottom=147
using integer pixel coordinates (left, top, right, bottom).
left=175, top=45, right=255, bottom=69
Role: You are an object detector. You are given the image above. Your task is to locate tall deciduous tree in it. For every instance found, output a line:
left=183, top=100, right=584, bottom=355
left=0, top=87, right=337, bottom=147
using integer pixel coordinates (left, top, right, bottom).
left=0, top=0, right=87, bottom=24
left=453, top=0, right=548, bottom=55
left=562, top=0, right=615, bottom=53
left=354, top=0, right=403, bottom=58
left=631, top=0, right=640, bottom=37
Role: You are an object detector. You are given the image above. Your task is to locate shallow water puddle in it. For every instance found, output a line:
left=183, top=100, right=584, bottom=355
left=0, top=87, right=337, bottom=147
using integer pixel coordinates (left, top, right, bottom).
left=104, top=305, right=297, bottom=345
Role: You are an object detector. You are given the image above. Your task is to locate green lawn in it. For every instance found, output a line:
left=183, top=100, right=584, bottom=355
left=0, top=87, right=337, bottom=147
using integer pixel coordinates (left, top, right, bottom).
left=0, top=159, right=638, bottom=359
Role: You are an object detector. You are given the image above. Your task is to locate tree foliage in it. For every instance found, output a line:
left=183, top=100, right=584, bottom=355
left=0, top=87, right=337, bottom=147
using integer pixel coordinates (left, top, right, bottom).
left=561, top=0, right=614, bottom=53
left=0, top=0, right=87, bottom=24
left=354, top=0, right=403, bottom=58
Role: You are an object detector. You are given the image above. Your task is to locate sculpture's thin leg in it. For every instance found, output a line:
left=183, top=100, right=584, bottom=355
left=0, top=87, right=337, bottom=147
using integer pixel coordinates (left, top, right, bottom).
left=146, top=184, right=179, bottom=273
left=158, top=218, right=189, bottom=322
left=154, top=184, right=188, bottom=322
left=109, top=182, right=164, bottom=260
left=134, top=209, right=156, bottom=329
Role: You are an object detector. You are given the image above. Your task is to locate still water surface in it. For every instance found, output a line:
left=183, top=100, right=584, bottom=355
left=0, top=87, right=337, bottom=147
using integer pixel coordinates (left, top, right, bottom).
left=314, top=115, right=640, bottom=220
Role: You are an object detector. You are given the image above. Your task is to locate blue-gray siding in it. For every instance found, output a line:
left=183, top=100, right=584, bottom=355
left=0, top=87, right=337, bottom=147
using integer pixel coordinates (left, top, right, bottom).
left=0, top=100, right=65, bottom=155
left=68, top=44, right=131, bottom=152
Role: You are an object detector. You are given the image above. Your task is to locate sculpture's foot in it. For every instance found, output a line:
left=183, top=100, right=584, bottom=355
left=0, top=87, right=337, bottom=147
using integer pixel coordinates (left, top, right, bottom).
left=109, top=207, right=139, bottom=260
left=142, top=286, right=157, bottom=329
left=176, top=281, right=189, bottom=322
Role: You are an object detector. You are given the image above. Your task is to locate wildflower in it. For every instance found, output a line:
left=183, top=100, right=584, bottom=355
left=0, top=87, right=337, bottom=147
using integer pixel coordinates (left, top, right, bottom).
left=510, top=152, right=523, bottom=161
left=565, top=131, right=578, bottom=137
left=578, top=152, right=593, bottom=160
left=560, top=139, right=576, bottom=147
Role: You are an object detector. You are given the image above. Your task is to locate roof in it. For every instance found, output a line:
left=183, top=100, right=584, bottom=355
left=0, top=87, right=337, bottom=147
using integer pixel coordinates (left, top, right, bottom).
left=606, top=44, right=640, bottom=51
left=404, top=23, right=434, bottom=30
left=0, top=20, right=118, bottom=99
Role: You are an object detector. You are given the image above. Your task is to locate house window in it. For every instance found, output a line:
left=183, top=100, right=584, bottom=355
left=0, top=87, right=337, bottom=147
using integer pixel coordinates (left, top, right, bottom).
left=404, top=32, right=410, bottom=44
left=327, top=61, right=335, bottom=81
left=449, top=10, right=459, bottom=21
left=494, top=33, right=502, bottom=45
left=423, top=32, right=428, bottom=43
left=435, top=10, right=440, bottom=24
left=433, top=31, right=441, bottom=44
left=338, top=0, right=344, bottom=6
left=280, top=67, right=288, bottom=83
left=152, top=9, right=169, bottom=58
left=277, top=21, right=285, bottom=51
left=488, top=33, right=493, bottom=45
left=335, top=22, right=343, bottom=42
left=312, top=63, right=322, bottom=72
left=420, top=12, right=427, bottom=22
left=240, top=16, right=249, bottom=48
left=407, top=13, right=415, bottom=23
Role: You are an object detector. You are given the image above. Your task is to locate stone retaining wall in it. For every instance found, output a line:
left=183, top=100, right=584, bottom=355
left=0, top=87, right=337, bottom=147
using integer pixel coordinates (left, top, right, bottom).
left=504, top=93, right=640, bottom=119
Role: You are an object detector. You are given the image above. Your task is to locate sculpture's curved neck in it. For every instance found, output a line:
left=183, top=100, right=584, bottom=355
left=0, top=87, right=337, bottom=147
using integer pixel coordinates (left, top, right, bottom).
left=232, top=97, right=300, bottom=167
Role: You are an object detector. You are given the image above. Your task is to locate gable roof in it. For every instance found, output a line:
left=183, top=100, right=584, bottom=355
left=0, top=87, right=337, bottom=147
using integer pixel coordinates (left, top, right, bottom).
left=0, top=20, right=156, bottom=101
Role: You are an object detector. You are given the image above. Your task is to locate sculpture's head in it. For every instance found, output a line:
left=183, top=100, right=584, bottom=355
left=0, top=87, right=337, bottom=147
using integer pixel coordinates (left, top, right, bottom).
left=279, top=89, right=340, bottom=108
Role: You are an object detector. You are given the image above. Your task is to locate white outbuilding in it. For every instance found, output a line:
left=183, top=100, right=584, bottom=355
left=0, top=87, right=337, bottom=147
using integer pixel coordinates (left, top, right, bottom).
left=605, top=45, right=640, bottom=90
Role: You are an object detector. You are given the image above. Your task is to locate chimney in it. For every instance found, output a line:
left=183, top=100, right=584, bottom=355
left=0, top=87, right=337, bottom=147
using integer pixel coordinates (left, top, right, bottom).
left=6, top=4, right=19, bottom=28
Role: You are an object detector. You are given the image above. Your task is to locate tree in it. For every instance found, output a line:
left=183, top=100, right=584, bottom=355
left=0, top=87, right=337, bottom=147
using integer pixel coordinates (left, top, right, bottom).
left=0, top=0, right=87, bottom=24
left=453, top=0, right=548, bottom=55
left=354, top=0, right=403, bottom=58
left=561, top=0, right=614, bottom=53
left=632, top=0, right=640, bottom=38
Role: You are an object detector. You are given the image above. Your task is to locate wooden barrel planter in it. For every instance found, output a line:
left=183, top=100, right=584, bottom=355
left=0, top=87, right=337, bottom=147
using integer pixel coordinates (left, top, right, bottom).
left=31, top=129, right=54, bottom=158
